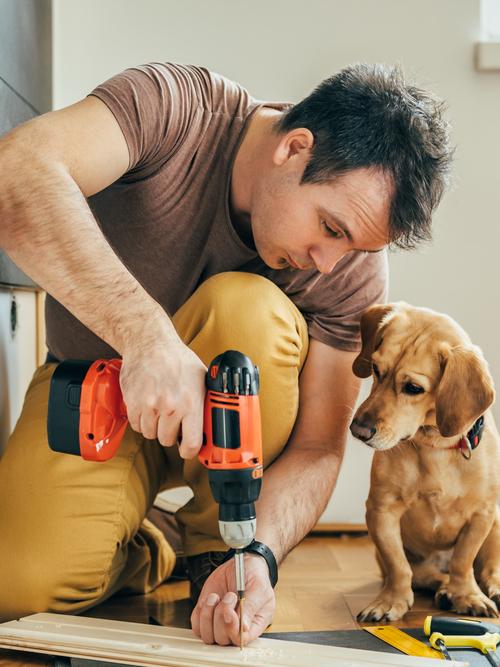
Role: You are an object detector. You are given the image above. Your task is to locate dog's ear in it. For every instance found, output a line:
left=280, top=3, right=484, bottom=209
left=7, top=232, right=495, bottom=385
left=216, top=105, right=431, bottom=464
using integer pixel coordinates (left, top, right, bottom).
left=352, top=304, right=394, bottom=378
left=436, top=345, right=495, bottom=437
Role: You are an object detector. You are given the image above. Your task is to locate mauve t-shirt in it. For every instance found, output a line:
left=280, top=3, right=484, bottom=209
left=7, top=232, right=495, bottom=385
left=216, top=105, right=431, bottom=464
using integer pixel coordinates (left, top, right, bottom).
left=44, top=63, right=388, bottom=360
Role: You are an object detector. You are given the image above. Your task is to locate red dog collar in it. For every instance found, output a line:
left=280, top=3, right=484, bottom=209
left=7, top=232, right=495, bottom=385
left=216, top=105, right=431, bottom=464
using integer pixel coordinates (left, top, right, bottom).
left=448, top=416, right=485, bottom=459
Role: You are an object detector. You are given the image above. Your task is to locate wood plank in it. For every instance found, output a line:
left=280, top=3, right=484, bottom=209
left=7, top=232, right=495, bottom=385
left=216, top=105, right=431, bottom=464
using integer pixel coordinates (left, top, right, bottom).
left=0, top=614, right=465, bottom=667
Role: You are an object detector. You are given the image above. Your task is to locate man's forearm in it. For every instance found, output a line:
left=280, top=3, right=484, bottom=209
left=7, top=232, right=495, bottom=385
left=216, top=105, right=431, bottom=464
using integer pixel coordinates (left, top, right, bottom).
left=1, top=148, right=176, bottom=354
left=254, top=440, right=346, bottom=563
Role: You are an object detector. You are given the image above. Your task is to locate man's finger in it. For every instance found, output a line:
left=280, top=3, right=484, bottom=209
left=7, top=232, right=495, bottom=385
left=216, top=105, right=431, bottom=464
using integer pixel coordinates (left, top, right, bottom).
left=213, top=592, right=238, bottom=646
left=238, top=593, right=274, bottom=645
left=124, top=405, right=141, bottom=433
left=239, top=596, right=258, bottom=630
left=190, top=598, right=204, bottom=637
left=139, top=409, right=159, bottom=440
left=156, top=411, right=181, bottom=447
left=198, top=592, right=219, bottom=644
left=244, top=611, right=272, bottom=645
left=178, top=410, right=203, bottom=459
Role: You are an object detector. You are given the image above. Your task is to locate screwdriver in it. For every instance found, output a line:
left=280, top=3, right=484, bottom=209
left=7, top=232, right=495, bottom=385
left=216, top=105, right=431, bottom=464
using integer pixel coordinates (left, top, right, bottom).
left=424, top=615, right=500, bottom=666
left=235, top=549, right=245, bottom=649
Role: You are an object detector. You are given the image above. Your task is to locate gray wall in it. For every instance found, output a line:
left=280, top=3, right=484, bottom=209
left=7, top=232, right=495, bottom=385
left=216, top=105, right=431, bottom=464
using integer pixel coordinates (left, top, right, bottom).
left=0, top=0, right=52, bottom=288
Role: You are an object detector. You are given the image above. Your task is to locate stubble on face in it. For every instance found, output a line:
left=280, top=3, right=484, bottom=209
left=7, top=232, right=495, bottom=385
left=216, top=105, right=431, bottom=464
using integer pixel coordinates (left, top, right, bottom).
left=249, top=161, right=309, bottom=270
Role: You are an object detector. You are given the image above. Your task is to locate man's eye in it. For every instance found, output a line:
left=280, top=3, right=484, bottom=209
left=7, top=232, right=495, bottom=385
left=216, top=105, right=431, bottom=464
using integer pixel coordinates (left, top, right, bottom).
left=403, top=383, right=424, bottom=395
left=321, top=221, right=342, bottom=238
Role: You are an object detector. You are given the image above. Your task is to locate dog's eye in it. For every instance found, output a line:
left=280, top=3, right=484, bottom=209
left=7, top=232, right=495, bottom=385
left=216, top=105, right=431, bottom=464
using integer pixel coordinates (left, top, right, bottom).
left=403, top=382, right=424, bottom=395
left=372, top=364, right=381, bottom=379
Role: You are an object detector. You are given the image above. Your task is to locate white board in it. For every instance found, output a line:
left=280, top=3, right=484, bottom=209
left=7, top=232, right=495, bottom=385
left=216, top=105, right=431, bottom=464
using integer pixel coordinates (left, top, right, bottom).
left=0, top=614, right=466, bottom=667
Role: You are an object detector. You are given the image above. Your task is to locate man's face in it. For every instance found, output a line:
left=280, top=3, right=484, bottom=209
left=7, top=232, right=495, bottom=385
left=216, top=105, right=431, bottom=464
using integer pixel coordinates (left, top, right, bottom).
left=250, top=157, right=392, bottom=273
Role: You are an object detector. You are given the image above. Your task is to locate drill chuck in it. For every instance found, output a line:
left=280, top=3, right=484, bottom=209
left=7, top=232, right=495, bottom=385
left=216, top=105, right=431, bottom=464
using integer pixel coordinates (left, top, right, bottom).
left=208, top=466, right=261, bottom=548
left=219, top=518, right=256, bottom=549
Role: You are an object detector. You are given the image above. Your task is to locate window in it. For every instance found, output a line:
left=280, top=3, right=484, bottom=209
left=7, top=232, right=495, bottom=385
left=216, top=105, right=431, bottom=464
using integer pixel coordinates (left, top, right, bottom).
left=481, top=0, right=500, bottom=40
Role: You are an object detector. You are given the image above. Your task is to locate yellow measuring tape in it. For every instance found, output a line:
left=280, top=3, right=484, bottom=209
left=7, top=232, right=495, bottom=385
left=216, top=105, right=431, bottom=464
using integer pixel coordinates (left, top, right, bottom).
left=364, top=625, right=444, bottom=660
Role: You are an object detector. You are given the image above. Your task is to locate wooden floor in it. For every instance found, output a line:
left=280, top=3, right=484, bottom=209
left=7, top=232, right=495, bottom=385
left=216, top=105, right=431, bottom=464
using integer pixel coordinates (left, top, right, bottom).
left=1, top=532, right=497, bottom=666
left=82, top=532, right=444, bottom=632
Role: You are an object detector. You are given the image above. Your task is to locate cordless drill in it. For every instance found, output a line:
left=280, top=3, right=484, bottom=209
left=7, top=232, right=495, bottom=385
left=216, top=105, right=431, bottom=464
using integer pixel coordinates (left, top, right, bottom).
left=198, top=351, right=263, bottom=647
left=47, top=350, right=263, bottom=646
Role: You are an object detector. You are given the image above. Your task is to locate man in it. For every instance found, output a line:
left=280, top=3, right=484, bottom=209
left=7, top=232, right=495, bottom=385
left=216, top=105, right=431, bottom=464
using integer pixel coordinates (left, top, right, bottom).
left=0, top=62, right=451, bottom=645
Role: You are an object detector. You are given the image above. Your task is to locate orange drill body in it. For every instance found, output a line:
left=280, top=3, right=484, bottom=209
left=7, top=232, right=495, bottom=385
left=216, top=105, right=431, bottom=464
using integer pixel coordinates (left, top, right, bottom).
left=198, top=351, right=263, bottom=550
left=200, top=391, right=262, bottom=473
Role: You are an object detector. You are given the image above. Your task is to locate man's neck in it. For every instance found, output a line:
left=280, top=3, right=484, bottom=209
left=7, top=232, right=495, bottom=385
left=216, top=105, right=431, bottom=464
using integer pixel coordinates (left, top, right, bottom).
left=229, top=108, right=282, bottom=248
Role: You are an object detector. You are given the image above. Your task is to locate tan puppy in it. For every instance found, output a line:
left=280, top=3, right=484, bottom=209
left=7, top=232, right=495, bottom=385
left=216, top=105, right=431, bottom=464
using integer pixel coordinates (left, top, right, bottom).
left=350, top=302, right=500, bottom=621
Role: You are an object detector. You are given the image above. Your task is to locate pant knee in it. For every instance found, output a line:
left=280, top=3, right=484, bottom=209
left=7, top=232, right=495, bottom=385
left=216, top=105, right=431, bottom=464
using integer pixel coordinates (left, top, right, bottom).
left=177, top=272, right=309, bottom=368
left=199, top=272, right=303, bottom=328
left=0, top=521, right=176, bottom=621
left=0, top=564, right=64, bottom=621
left=173, top=273, right=311, bottom=554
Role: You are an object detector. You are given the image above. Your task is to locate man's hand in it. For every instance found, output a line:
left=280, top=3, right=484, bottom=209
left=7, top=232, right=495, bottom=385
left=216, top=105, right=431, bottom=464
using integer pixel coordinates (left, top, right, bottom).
left=191, top=554, right=275, bottom=646
left=119, top=338, right=207, bottom=459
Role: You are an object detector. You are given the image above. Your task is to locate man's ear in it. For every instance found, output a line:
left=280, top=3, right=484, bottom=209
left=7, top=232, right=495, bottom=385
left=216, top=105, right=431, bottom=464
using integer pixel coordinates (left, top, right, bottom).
left=273, top=127, right=314, bottom=166
left=352, top=304, right=394, bottom=378
left=436, top=345, right=495, bottom=437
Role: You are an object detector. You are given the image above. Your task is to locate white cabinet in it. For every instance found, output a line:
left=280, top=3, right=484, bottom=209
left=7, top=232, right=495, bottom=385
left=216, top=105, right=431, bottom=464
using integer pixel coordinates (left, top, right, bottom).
left=317, top=378, right=374, bottom=528
left=0, top=287, right=38, bottom=455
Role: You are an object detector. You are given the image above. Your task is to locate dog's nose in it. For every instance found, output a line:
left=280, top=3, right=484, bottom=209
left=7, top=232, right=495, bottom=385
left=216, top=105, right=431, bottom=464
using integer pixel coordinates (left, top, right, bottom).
left=350, top=417, right=376, bottom=442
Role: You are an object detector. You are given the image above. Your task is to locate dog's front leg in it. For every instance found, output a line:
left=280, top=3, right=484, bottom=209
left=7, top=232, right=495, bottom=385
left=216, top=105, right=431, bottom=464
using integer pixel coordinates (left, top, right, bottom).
left=435, top=510, right=499, bottom=617
left=476, top=508, right=500, bottom=608
left=357, top=499, right=414, bottom=622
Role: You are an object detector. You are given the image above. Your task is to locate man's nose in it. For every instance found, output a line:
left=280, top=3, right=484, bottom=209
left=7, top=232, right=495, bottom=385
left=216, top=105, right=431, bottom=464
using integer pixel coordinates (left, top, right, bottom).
left=309, top=246, right=345, bottom=274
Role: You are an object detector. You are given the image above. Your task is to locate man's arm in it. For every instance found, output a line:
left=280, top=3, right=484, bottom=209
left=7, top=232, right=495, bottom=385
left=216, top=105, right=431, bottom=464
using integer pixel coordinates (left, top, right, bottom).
left=0, top=98, right=206, bottom=456
left=192, top=338, right=362, bottom=644
left=254, top=338, right=361, bottom=561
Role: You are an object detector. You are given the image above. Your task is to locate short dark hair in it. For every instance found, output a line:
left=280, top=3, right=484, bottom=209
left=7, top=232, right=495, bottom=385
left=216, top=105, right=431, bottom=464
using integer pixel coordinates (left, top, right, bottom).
left=276, top=63, right=452, bottom=249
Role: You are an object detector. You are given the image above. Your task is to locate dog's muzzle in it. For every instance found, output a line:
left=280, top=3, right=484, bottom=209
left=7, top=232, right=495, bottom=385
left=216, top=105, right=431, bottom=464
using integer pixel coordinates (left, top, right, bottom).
left=350, top=417, right=376, bottom=443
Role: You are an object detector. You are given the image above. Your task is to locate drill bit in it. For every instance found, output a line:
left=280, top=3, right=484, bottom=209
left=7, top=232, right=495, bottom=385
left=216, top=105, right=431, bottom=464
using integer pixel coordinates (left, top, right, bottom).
left=235, top=549, right=245, bottom=650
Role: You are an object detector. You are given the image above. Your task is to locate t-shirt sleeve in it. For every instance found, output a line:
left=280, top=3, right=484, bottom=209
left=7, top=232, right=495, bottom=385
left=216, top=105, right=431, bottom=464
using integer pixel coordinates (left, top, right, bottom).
left=88, top=62, right=214, bottom=179
left=305, top=250, right=389, bottom=352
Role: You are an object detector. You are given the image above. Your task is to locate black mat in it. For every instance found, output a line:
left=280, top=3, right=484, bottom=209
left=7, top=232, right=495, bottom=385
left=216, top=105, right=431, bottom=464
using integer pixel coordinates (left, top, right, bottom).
left=267, top=628, right=495, bottom=665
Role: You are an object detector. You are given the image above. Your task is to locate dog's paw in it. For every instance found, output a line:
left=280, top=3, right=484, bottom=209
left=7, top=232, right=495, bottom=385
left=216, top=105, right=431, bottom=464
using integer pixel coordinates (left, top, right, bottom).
left=435, top=586, right=499, bottom=618
left=481, top=577, right=500, bottom=609
left=357, top=589, right=414, bottom=622
left=487, top=590, right=500, bottom=609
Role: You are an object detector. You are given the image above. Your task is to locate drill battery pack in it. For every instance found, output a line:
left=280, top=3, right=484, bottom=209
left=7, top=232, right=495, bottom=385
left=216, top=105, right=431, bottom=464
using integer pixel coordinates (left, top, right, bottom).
left=47, top=358, right=127, bottom=461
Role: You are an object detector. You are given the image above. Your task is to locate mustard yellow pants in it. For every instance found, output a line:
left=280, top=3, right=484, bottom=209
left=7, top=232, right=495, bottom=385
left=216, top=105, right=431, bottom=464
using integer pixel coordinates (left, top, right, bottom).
left=0, top=273, right=308, bottom=621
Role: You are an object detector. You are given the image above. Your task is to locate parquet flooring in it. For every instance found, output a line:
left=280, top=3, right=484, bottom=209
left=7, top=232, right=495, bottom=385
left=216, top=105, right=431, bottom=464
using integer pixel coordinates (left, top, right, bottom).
left=1, top=532, right=496, bottom=666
